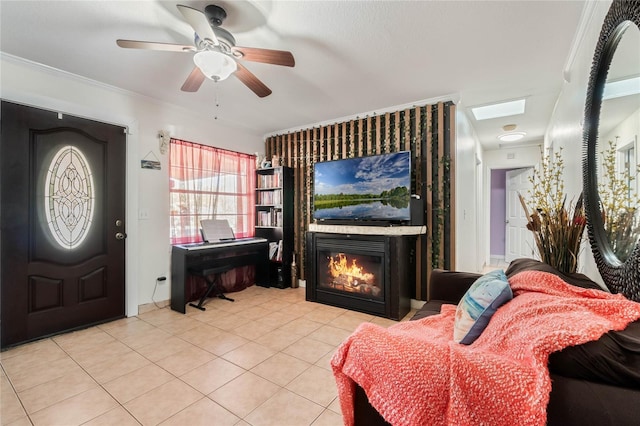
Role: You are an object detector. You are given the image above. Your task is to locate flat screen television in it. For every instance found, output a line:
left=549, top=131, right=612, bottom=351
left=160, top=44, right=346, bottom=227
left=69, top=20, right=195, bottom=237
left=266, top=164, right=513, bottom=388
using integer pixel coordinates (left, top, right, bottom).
left=313, top=151, right=412, bottom=224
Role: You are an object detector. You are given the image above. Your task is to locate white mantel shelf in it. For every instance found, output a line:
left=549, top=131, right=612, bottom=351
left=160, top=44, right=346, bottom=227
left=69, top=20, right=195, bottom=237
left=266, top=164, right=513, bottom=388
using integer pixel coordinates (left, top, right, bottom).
left=308, top=223, right=426, bottom=235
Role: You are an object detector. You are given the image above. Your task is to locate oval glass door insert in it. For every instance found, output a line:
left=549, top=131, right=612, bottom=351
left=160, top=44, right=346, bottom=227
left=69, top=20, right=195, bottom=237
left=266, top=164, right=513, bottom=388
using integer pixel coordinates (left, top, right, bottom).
left=44, top=145, right=95, bottom=249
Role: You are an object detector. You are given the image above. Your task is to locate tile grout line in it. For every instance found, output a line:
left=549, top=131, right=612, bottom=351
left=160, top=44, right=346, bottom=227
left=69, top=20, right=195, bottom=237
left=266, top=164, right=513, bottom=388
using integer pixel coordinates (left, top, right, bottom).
left=3, top=288, right=384, bottom=425
left=5, top=336, right=129, bottom=425
left=94, top=308, right=317, bottom=424
left=0, top=361, right=33, bottom=424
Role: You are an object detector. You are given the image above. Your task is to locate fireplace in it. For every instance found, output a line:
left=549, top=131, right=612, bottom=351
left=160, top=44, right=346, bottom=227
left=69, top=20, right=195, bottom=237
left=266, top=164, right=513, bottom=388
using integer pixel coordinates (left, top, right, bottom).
left=306, top=232, right=416, bottom=320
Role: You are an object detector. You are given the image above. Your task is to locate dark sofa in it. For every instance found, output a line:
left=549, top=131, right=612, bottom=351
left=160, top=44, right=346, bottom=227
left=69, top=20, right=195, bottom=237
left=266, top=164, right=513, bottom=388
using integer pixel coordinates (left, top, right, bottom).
left=352, top=259, right=640, bottom=425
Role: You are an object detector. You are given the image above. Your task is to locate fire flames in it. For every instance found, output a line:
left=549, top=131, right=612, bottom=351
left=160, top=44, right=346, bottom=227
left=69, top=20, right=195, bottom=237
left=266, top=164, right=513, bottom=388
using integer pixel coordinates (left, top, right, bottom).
left=327, top=253, right=375, bottom=286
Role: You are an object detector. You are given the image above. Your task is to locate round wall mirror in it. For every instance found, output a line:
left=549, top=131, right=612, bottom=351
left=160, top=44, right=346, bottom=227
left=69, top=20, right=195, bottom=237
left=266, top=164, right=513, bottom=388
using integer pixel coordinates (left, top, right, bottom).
left=583, top=0, right=640, bottom=301
left=598, top=20, right=640, bottom=263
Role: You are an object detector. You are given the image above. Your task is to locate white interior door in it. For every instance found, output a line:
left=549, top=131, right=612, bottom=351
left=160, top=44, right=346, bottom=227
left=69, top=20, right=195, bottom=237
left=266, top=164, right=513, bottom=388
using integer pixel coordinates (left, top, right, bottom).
left=505, top=168, right=536, bottom=262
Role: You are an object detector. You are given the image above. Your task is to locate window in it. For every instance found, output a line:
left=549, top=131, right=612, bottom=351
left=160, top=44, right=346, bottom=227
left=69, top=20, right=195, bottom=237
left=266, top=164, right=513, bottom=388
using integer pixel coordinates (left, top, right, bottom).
left=169, top=139, right=256, bottom=244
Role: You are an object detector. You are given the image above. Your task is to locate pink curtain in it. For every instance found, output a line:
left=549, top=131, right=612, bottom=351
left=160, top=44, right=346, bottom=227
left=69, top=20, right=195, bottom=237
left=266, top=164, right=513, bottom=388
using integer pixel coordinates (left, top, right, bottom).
left=169, top=138, right=256, bottom=244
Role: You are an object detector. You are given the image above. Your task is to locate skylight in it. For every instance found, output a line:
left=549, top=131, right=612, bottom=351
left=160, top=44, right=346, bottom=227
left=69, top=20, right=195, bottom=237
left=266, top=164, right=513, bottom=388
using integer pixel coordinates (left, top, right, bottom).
left=471, top=99, right=526, bottom=121
left=603, top=76, right=640, bottom=100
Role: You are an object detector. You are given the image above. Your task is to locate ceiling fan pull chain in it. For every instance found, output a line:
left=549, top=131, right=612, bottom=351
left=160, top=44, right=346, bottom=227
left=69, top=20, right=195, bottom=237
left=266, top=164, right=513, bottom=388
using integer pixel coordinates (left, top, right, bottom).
left=214, top=81, right=220, bottom=120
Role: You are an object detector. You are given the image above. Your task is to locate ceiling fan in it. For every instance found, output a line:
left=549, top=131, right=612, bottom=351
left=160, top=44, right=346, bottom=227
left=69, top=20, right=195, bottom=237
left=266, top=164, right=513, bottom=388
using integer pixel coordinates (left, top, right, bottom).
left=116, top=4, right=295, bottom=98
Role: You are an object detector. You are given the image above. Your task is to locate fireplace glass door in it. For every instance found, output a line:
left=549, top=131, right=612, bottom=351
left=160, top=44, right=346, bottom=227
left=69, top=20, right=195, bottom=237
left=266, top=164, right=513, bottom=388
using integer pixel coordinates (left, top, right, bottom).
left=307, top=232, right=415, bottom=320
left=315, top=238, right=385, bottom=304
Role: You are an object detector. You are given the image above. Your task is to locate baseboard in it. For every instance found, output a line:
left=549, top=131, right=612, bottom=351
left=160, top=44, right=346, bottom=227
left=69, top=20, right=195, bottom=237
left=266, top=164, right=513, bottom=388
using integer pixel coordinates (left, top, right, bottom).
left=411, top=299, right=426, bottom=310
left=138, top=299, right=170, bottom=314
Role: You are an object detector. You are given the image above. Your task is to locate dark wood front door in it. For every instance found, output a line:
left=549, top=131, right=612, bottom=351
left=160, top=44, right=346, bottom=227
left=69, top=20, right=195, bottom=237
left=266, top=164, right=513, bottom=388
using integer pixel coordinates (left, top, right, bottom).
left=1, top=101, right=126, bottom=348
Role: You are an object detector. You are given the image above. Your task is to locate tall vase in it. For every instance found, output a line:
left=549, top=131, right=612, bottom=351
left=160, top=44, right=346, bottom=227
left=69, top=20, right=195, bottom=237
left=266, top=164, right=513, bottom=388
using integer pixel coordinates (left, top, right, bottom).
left=291, top=253, right=298, bottom=288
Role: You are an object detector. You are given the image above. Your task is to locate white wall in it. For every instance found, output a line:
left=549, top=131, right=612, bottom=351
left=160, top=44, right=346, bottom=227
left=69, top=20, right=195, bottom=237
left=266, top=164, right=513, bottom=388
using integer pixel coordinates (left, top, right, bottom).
left=454, top=105, right=481, bottom=272
left=545, top=0, right=612, bottom=283
left=602, top=107, right=640, bottom=145
left=0, top=54, right=263, bottom=314
left=454, top=110, right=544, bottom=273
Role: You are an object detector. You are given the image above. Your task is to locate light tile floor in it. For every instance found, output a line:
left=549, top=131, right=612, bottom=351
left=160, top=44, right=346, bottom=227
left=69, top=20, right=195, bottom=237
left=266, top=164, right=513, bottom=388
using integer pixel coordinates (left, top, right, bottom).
left=1, top=286, right=415, bottom=426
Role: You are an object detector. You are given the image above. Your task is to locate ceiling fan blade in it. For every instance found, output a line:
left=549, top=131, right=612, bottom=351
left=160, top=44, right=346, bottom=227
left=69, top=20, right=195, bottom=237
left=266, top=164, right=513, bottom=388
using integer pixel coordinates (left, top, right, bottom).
left=176, top=4, right=219, bottom=46
left=116, top=39, right=196, bottom=52
left=235, top=63, right=272, bottom=98
left=181, top=66, right=206, bottom=92
left=232, top=46, right=295, bottom=67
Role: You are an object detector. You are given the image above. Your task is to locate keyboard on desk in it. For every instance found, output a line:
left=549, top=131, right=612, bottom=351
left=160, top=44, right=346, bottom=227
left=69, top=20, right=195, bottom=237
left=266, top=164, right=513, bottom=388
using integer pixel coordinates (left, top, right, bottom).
left=175, top=237, right=267, bottom=251
left=171, top=237, right=270, bottom=313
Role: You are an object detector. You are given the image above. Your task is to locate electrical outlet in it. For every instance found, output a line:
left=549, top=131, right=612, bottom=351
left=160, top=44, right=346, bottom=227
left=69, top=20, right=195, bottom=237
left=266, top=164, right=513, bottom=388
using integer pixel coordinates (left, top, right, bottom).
left=139, top=208, right=150, bottom=220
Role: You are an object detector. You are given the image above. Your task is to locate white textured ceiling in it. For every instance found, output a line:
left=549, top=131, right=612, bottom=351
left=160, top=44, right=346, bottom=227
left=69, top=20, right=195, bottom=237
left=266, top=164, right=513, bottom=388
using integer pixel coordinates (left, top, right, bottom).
left=0, top=0, right=588, bottom=149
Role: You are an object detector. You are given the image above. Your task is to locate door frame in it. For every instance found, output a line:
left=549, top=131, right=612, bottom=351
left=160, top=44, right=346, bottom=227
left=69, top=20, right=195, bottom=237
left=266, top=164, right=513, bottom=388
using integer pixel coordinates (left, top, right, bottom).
left=504, top=167, right=535, bottom=262
left=1, top=92, right=140, bottom=317
left=482, top=152, right=539, bottom=269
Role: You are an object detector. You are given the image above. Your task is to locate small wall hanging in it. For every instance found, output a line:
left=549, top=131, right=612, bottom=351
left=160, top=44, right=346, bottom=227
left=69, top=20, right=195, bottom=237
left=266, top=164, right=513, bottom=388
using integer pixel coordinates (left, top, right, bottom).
left=141, top=151, right=161, bottom=170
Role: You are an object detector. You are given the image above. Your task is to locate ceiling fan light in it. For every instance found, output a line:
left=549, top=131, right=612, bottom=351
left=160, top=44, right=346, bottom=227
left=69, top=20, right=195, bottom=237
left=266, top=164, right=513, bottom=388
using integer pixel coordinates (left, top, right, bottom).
left=193, top=51, right=237, bottom=81
left=498, top=132, right=527, bottom=142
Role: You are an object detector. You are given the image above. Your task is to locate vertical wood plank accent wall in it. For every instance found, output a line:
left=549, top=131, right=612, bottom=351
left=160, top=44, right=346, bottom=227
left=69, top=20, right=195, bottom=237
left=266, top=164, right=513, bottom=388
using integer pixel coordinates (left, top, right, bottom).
left=265, top=101, right=455, bottom=300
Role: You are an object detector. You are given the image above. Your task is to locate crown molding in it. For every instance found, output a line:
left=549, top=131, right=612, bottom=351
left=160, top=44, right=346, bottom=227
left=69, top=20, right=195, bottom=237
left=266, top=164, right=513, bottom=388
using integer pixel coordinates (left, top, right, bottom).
left=0, top=52, right=259, bottom=135
left=1, top=52, right=144, bottom=98
left=562, top=0, right=602, bottom=84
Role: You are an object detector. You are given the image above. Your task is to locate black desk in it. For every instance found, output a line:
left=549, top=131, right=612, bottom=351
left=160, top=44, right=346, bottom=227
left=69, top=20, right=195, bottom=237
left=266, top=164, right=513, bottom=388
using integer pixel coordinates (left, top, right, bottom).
left=170, top=238, right=269, bottom=313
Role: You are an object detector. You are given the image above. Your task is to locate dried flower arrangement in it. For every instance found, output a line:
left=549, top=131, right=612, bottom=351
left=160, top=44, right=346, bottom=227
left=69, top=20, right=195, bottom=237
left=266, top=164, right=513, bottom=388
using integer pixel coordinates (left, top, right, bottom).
left=518, top=148, right=587, bottom=273
left=598, top=139, right=640, bottom=262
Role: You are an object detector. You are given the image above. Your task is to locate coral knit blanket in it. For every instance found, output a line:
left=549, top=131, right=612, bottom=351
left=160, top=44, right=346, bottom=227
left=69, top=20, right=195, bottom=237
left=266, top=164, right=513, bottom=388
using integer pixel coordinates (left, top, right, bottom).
left=331, top=270, right=640, bottom=426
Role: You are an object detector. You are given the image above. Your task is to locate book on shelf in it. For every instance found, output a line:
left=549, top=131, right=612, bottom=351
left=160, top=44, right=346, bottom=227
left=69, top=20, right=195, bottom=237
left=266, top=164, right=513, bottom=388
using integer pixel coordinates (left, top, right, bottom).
left=257, top=189, right=282, bottom=205
left=257, top=208, right=283, bottom=227
left=268, top=242, right=279, bottom=260
left=276, top=239, right=283, bottom=262
left=267, top=240, right=284, bottom=261
left=257, top=170, right=282, bottom=189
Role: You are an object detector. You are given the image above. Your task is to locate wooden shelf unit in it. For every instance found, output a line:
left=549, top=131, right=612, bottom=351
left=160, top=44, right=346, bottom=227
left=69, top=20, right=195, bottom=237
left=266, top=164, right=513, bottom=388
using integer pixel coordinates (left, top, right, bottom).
left=255, top=166, right=294, bottom=288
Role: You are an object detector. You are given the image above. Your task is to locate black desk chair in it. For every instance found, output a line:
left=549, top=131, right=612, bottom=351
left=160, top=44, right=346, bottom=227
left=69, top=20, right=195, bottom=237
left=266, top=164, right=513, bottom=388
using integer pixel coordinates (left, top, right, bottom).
left=188, top=264, right=234, bottom=311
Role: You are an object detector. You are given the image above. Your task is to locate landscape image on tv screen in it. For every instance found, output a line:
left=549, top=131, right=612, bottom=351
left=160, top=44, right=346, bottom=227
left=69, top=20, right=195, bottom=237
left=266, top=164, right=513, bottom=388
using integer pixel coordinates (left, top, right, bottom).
left=313, top=151, right=411, bottom=222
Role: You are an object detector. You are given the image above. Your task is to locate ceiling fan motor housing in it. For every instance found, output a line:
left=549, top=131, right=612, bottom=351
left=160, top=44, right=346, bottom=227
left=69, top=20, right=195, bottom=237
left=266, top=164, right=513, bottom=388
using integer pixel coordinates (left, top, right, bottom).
left=194, top=28, right=235, bottom=53
left=205, top=5, right=227, bottom=27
